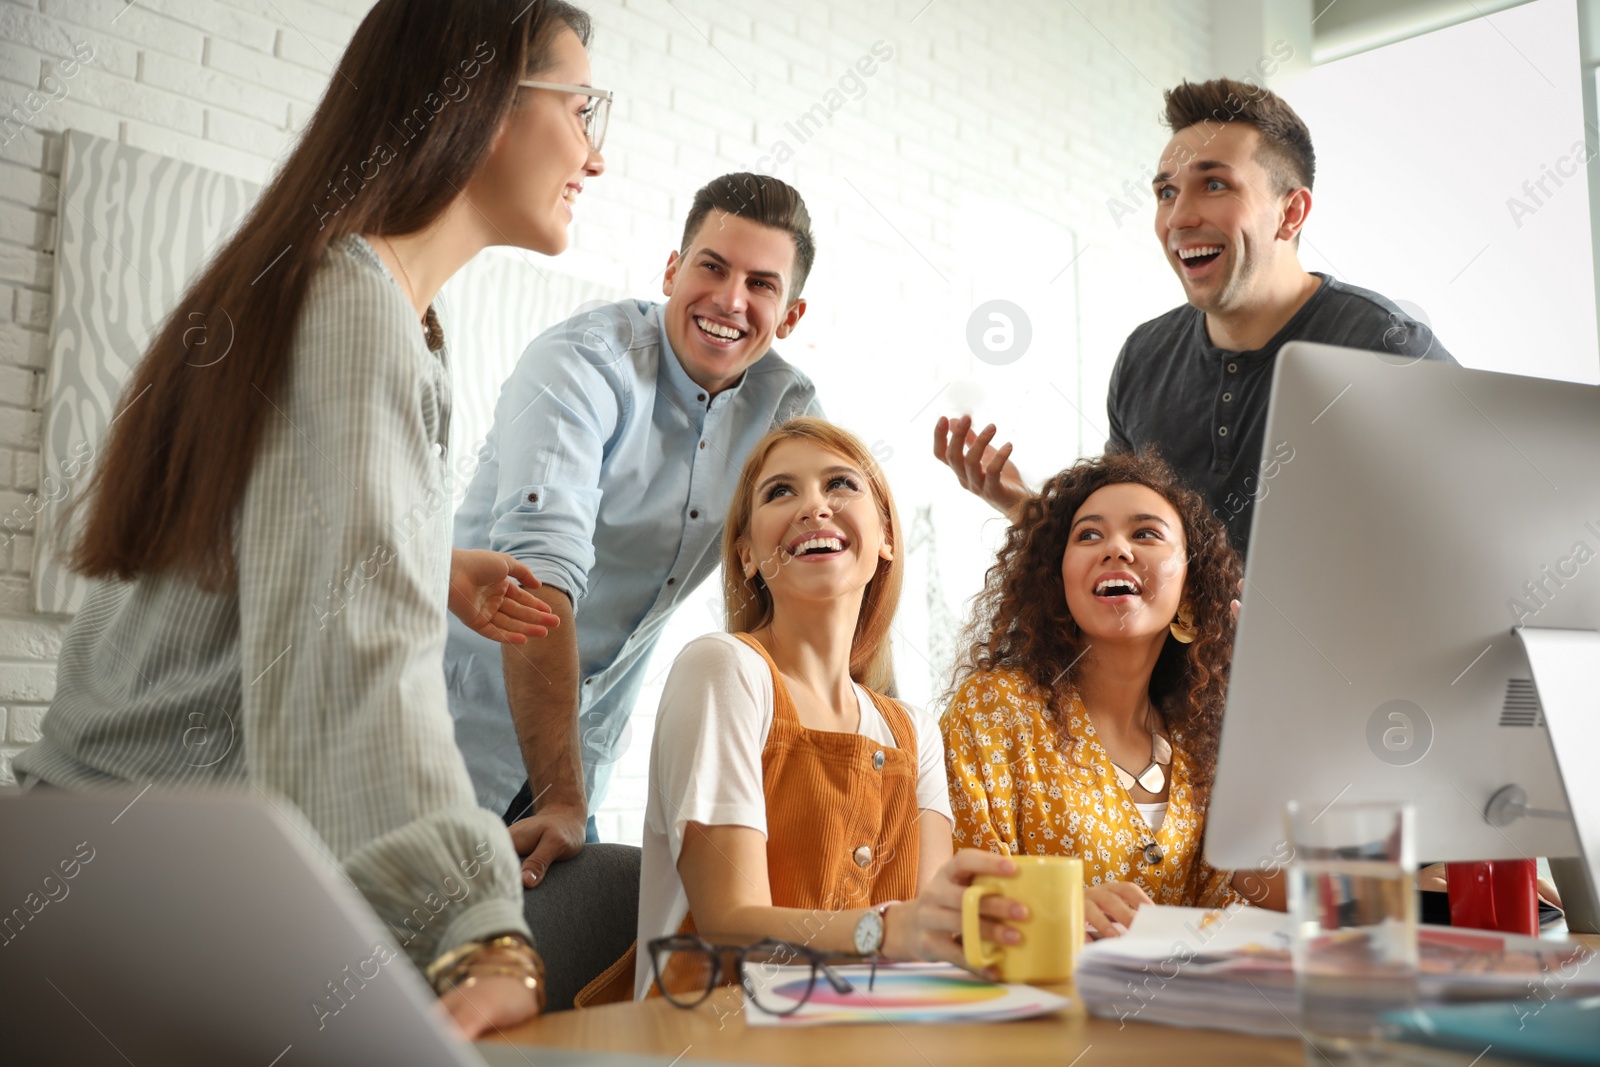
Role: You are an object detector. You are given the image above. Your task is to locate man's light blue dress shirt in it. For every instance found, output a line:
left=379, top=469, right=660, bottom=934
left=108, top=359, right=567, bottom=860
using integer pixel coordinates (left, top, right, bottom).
left=445, top=299, right=821, bottom=817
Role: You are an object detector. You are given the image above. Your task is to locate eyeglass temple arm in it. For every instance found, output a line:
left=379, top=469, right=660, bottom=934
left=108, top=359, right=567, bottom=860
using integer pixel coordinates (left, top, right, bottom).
left=516, top=80, right=610, bottom=100
left=817, top=959, right=856, bottom=995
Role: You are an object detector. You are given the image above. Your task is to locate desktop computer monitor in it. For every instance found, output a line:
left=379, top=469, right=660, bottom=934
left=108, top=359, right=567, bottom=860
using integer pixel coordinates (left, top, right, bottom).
left=1206, top=342, right=1600, bottom=927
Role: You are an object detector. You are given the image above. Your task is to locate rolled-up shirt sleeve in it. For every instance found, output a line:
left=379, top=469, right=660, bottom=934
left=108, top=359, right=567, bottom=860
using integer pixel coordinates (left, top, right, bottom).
left=483, top=317, right=623, bottom=601
left=237, top=266, right=529, bottom=972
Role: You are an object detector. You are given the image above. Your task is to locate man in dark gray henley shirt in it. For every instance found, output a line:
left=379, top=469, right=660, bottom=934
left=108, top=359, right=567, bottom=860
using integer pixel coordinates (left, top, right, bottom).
left=934, top=77, right=1455, bottom=559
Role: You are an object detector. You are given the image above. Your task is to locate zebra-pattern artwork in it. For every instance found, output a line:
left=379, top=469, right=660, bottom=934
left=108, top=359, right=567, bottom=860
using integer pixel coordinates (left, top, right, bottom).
left=37, top=130, right=260, bottom=615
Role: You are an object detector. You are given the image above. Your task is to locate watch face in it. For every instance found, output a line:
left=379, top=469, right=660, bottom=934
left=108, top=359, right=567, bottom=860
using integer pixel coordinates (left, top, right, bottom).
left=854, top=909, right=884, bottom=955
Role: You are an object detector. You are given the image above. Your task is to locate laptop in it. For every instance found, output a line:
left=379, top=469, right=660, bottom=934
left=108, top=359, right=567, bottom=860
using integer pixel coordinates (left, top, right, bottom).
left=0, top=788, right=728, bottom=1066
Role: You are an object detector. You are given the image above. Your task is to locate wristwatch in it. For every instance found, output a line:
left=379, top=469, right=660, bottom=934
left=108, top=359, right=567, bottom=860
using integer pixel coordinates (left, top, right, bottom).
left=853, top=900, right=900, bottom=957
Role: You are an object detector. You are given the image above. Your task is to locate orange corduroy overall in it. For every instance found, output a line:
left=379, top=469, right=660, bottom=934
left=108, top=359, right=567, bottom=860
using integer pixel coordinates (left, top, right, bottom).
left=578, top=633, right=922, bottom=1006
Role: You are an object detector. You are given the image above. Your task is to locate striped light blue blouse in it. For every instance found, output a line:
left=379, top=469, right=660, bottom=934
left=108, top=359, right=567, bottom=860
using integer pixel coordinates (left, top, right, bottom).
left=16, top=235, right=530, bottom=970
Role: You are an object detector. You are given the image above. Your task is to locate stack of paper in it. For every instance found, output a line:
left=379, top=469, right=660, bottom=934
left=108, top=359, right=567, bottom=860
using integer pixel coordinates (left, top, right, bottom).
left=740, top=961, right=1072, bottom=1026
left=1075, top=905, right=1600, bottom=1038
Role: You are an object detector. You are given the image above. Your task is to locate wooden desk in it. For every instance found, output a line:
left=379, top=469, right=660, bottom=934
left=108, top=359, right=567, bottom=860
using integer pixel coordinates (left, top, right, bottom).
left=488, top=982, right=1306, bottom=1065
left=490, top=933, right=1600, bottom=1065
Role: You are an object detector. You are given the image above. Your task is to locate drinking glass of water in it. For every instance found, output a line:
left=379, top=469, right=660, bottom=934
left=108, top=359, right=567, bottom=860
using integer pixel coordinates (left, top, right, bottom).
left=1286, top=800, right=1418, bottom=1065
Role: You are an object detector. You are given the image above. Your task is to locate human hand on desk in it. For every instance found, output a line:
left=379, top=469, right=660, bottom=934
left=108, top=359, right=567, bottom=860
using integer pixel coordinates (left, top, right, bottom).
left=1083, top=881, right=1154, bottom=939
left=436, top=943, right=544, bottom=1038
left=882, top=849, right=1028, bottom=980
left=449, top=550, right=561, bottom=644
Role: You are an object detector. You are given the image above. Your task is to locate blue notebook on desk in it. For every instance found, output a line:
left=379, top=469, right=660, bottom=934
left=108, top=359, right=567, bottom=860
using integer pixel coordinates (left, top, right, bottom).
left=1382, top=997, right=1600, bottom=1065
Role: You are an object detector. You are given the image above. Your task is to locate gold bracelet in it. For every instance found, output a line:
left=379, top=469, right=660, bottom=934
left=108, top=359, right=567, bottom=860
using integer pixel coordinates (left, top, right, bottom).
left=426, top=936, right=535, bottom=989
left=447, top=955, right=546, bottom=1013
left=430, top=934, right=540, bottom=988
left=426, top=946, right=473, bottom=991
left=455, top=966, right=542, bottom=993
left=429, top=935, right=546, bottom=1011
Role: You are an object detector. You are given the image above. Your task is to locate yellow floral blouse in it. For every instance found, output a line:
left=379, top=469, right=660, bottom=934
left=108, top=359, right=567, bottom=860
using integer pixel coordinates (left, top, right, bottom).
left=941, top=668, right=1246, bottom=908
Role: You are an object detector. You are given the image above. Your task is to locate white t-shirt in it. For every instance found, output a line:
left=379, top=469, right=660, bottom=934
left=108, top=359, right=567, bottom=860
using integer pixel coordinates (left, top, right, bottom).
left=634, top=633, right=952, bottom=999
left=1135, top=801, right=1168, bottom=833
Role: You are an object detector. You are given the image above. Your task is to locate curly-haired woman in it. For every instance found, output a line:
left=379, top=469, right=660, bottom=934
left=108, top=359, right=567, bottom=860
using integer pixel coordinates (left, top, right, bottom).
left=941, top=450, right=1285, bottom=938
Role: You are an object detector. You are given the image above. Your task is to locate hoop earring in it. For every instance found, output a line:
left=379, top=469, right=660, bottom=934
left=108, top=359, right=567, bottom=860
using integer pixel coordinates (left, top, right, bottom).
left=1169, top=604, right=1197, bottom=644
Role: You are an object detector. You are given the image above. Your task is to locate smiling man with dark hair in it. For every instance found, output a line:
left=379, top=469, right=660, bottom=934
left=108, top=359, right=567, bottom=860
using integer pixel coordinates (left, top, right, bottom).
left=935, top=78, right=1456, bottom=557
left=446, top=172, right=822, bottom=886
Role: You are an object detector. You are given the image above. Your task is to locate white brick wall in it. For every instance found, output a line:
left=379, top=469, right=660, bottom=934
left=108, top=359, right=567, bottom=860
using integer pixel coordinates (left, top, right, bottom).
left=0, top=1, right=1216, bottom=842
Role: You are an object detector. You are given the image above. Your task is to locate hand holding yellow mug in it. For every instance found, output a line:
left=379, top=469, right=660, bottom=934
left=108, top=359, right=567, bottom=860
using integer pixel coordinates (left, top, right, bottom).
left=961, top=856, right=1085, bottom=983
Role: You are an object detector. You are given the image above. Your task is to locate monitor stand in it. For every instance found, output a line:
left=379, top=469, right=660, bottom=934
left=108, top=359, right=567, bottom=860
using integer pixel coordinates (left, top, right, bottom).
left=1515, top=627, right=1600, bottom=935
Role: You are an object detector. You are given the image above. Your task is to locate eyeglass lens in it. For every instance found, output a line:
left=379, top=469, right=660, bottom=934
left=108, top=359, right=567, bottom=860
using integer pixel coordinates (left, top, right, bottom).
left=651, top=940, right=719, bottom=1007
left=586, top=96, right=609, bottom=152
left=741, top=942, right=822, bottom=1016
left=652, top=939, right=828, bottom=1016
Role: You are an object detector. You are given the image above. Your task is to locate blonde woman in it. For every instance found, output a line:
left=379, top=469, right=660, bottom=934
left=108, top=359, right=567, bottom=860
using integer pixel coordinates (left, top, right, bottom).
left=633, top=418, right=1023, bottom=999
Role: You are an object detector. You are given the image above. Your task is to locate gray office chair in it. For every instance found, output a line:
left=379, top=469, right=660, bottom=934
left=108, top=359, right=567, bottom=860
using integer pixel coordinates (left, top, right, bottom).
left=521, top=843, right=642, bottom=1011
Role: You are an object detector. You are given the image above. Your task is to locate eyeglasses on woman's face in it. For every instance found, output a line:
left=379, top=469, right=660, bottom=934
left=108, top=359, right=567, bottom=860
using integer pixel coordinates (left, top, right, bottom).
left=518, top=79, right=612, bottom=152
left=647, top=935, right=876, bottom=1016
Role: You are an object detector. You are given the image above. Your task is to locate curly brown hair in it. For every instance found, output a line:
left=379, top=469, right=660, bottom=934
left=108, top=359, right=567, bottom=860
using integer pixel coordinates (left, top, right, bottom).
left=949, top=450, right=1242, bottom=808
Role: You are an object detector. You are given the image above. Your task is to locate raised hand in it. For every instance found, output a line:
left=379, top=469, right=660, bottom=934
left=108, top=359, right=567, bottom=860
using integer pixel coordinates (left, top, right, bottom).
left=932, top=415, right=1030, bottom=518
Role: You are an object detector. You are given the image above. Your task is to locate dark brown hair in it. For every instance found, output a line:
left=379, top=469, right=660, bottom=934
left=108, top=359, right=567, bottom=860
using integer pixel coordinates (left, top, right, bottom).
left=679, top=172, right=816, bottom=300
left=949, top=450, right=1242, bottom=808
left=1163, top=77, right=1315, bottom=195
left=68, top=0, right=592, bottom=589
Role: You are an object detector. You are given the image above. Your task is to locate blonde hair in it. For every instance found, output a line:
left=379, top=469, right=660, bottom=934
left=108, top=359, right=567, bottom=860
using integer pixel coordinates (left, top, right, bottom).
left=720, top=417, right=903, bottom=693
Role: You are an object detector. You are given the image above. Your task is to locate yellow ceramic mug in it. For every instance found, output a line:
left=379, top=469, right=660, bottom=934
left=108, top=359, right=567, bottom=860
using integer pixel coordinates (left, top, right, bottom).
left=961, top=856, right=1085, bottom=983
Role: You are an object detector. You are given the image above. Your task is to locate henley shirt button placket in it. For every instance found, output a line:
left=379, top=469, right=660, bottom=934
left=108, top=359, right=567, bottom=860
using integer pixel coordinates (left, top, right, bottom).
left=1220, top=364, right=1237, bottom=447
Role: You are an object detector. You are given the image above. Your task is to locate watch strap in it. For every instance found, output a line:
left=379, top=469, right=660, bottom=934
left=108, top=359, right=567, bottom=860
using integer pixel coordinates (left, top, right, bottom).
left=870, top=899, right=902, bottom=957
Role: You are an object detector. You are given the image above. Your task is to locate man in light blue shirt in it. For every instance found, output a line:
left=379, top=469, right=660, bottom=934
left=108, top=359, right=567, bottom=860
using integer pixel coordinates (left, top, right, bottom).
left=446, top=173, right=822, bottom=886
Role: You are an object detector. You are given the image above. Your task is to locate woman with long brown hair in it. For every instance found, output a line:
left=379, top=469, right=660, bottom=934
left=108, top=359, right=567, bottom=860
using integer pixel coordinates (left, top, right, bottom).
left=16, top=0, right=605, bottom=1034
left=942, top=450, right=1284, bottom=938
left=634, top=418, right=1026, bottom=1000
